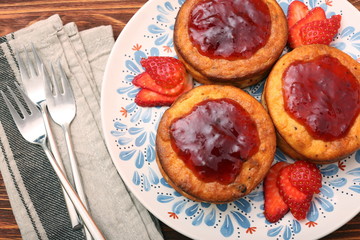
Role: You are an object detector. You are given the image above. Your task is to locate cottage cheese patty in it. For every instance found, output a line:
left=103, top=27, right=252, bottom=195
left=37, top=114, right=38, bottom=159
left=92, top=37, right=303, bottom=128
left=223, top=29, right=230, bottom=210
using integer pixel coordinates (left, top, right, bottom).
left=156, top=85, right=276, bottom=203
left=174, top=0, right=288, bottom=88
left=263, top=44, right=360, bottom=164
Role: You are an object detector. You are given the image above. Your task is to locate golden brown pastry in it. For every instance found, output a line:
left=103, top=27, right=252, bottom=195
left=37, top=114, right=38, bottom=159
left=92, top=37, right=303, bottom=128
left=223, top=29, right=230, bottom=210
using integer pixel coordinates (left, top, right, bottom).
left=263, top=44, right=360, bottom=164
left=174, top=0, right=288, bottom=88
left=156, top=85, right=276, bottom=203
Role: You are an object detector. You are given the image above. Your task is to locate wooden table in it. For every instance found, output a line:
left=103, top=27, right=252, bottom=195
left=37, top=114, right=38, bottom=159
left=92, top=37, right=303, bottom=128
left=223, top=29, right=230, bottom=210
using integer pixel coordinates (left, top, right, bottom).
left=0, top=0, right=359, bottom=239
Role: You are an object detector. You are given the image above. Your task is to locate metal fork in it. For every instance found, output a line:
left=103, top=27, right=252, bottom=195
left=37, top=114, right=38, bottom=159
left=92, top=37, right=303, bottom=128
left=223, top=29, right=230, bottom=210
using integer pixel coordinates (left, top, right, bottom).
left=16, top=45, right=81, bottom=229
left=0, top=83, right=105, bottom=240
left=45, top=63, right=92, bottom=240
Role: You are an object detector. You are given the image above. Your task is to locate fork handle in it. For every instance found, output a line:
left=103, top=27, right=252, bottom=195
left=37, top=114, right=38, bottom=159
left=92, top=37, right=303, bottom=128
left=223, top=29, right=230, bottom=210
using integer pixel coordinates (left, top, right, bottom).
left=63, top=123, right=89, bottom=209
left=39, top=102, right=81, bottom=229
left=41, top=142, right=105, bottom=240
left=63, top=124, right=92, bottom=240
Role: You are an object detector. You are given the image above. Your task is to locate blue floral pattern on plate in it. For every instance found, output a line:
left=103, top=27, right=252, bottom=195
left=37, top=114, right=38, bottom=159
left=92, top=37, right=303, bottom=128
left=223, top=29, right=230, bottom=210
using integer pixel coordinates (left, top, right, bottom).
left=102, top=0, right=360, bottom=239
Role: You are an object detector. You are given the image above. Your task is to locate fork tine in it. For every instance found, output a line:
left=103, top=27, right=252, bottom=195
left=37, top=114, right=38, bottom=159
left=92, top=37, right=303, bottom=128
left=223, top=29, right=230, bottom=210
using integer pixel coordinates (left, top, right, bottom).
left=16, top=50, right=30, bottom=82
left=1, top=89, right=23, bottom=124
left=14, top=82, right=40, bottom=116
left=44, top=64, right=53, bottom=97
left=44, top=63, right=55, bottom=96
left=50, top=64, right=61, bottom=96
left=58, top=62, right=73, bottom=97
left=7, top=85, right=29, bottom=119
left=31, top=43, right=43, bottom=74
left=24, top=46, right=37, bottom=78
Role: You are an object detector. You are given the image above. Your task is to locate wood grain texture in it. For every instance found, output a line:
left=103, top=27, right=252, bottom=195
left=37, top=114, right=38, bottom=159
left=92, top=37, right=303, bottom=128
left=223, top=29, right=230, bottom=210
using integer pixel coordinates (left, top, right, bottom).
left=0, top=0, right=359, bottom=239
left=0, top=0, right=147, bottom=38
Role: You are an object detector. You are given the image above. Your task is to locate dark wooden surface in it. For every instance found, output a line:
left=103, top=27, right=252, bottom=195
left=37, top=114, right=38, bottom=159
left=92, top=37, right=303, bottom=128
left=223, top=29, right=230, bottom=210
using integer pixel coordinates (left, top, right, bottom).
left=0, top=0, right=359, bottom=239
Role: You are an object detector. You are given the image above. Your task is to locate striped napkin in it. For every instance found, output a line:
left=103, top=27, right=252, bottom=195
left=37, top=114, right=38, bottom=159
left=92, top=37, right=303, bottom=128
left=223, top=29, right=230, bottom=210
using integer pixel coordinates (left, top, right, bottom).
left=0, top=14, right=163, bottom=240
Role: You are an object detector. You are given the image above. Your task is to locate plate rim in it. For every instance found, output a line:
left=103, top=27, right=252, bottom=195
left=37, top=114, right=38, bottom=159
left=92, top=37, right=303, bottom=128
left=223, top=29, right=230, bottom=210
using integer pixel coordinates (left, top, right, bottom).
left=100, top=0, right=360, bottom=239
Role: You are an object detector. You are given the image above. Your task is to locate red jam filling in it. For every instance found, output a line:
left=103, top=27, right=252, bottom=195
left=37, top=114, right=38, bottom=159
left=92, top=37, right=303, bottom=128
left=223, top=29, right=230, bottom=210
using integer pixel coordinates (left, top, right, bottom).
left=170, top=99, right=260, bottom=185
left=282, top=55, right=360, bottom=141
left=188, top=0, right=271, bottom=60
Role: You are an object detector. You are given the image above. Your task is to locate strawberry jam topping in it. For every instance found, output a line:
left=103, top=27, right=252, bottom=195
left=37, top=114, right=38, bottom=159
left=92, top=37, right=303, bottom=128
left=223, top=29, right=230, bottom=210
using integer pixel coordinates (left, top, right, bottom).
left=188, top=0, right=271, bottom=60
left=170, top=99, right=260, bottom=184
left=282, top=55, right=360, bottom=141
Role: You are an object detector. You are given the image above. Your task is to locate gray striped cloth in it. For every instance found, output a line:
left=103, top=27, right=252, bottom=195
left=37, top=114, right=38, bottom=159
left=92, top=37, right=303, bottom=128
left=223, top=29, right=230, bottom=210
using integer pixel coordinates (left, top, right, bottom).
left=0, top=14, right=163, bottom=240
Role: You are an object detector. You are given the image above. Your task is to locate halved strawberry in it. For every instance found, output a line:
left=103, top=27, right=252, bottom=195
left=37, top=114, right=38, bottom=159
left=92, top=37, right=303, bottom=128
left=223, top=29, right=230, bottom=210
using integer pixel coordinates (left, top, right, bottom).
left=289, top=160, right=322, bottom=195
left=278, top=165, right=312, bottom=220
left=264, top=162, right=290, bottom=223
left=140, top=56, right=186, bottom=88
left=287, top=1, right=309, bottom=28
left=300, top=15, right=341, bottom=45
left=288, top=7, right=326, bottom=48
left=134, top=76, right=193, bottom=107
left=132, top=72, right=185, bottom=96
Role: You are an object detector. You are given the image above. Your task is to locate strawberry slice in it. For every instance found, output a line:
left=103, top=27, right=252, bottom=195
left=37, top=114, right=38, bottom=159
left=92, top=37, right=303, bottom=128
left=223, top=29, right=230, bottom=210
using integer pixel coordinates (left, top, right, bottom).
left=264, top=162, right=290, bottom=223
left=141, top=56, right=186, bottom=88
left=289, top=197, right=312, bottom=220
left=133, top=56, right=193, bottom=107
left=289, top=160, right=322, bottom=195
left=300, top=15, right=341, bottom=45
left=135, top=89, right=177, bottom=107
left=134, top=76, right=193, bottom=107
left=287, top=1, right=309, bottom=28
left=278, top=165, right=312, bottom=220
left=133, top=72, right=185, bottom=96
left=288, top=7, right=326, bottom=48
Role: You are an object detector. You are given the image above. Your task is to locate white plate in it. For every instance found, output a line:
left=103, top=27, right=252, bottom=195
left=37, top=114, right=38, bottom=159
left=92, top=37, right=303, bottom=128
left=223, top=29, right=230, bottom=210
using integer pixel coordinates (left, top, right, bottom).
left=101, top=0, right=360, bottom=239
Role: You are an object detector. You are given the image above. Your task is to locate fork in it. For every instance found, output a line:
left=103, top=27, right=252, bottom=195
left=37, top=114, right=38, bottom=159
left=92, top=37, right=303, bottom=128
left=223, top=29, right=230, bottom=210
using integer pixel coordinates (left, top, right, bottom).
left=16, top=45, right=81, bottom=229
left=0, top=83, right=105, bottom=240
left=45, top=62, right=92, bottom=240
